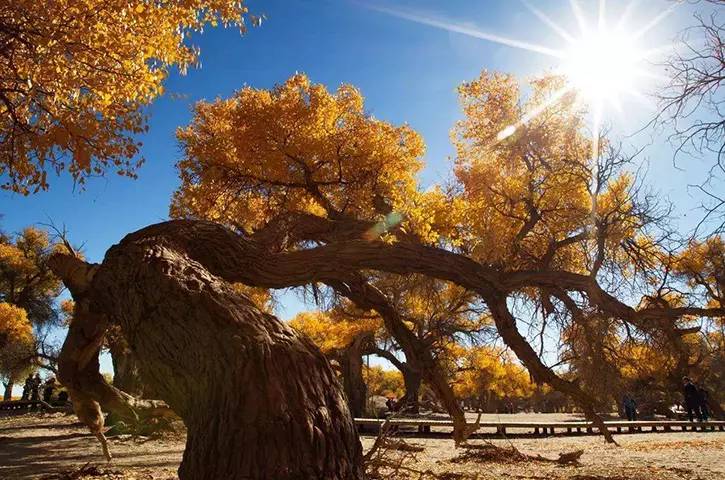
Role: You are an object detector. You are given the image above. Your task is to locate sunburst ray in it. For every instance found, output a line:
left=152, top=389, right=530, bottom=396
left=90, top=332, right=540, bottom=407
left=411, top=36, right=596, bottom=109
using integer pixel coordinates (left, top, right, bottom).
left=360, top=3, right=564, bottom=58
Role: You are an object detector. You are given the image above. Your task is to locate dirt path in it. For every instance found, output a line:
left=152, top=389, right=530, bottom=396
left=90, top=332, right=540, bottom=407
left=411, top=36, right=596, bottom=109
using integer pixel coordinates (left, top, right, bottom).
left=1, top=413, right=724, bottom=479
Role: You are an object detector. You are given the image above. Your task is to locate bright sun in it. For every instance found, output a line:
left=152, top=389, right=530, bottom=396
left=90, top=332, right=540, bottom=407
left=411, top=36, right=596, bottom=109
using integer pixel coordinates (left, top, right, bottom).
left=367, top=0, right=670, bottom=148
left=368, top=1, right=669, bottom=118
left=563, top=28, right=644, bottom=108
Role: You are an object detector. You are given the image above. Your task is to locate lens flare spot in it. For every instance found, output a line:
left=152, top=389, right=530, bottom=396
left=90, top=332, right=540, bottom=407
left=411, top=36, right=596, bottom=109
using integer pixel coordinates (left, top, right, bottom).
left=497, top=125, right=517, bottom=141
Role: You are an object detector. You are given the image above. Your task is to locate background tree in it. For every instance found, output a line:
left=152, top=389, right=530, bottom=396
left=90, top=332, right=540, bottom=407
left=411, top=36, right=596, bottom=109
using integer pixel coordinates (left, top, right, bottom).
left=0, top=226, right=65, bottom=393
left=0, top=301, right=34, bottom=399
left=171, top=73, right=424, bottom=226
left=367, top=275, right=490, bottom=413
left=290, top=308, right=380, bottom=417
left=1, top=0, right=257, bottom=193
left=363, top=365, right=404, bottom=399
left=452, top=346, right=535, bottom=412
left=291, top=276, right=490, bottom=417
left=657, top=0, right=724, bottom=233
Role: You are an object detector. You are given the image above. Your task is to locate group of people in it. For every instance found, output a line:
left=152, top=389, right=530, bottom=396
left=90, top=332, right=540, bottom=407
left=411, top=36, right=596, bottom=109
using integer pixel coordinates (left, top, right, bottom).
left=622, top=377, right=712, bottom=422
left=682, top=377, right=710, bottom=422
left=20, top=373, right=64, bottom=404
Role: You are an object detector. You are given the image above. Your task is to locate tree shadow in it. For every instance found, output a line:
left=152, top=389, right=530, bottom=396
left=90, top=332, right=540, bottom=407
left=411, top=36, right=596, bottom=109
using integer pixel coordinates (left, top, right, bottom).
left=0, top=431, right=182, bottom=478
left=0, top=421, right=84, bottom=433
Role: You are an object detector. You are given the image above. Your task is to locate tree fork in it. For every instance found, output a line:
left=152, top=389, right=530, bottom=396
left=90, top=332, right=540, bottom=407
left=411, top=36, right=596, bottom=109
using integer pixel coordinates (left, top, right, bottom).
left=485, top=294, right=617, bottom=444
left=326, top=277, right=471, bottom=443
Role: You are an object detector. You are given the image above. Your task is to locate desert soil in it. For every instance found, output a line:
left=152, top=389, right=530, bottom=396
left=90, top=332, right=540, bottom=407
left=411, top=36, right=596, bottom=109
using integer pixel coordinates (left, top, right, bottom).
left=1, top=412, right=723, bottom=479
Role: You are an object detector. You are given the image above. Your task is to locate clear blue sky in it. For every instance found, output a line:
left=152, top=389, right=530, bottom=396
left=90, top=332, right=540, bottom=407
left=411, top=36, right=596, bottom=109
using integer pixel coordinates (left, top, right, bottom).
left=1, top=0, right=719, bottom=380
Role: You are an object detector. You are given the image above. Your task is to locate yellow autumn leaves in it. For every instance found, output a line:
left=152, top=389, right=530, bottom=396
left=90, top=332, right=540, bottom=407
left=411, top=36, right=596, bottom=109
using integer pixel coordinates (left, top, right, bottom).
left=290, top=310, right=381, bottom=354
left=171, top=71, right=652, bottom=280
left=1, top=0, right=253, bottom=194
left=0, top=302, right=35, bottom=384
left=0, top=303, right=32, bottom=348
left=452, top=346, right=535, bottom=401
left=172, top=73, right=424, bottom=232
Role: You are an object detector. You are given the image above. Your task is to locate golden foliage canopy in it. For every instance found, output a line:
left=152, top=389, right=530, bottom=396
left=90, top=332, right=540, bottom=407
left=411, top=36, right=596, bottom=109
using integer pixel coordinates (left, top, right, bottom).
left=172, top=73, right=424, bottom=231
left=1, top=0, right=255, bottom=194
left=453, top=346, right=534, bottom=400
left=363, top=365, right=404, bottom=398
left=673, top=236, right=725, bottom=309
left=0, top=227, right=63, bottom=326
left=453, top=72, right=643, bottom=271
left=0, top=302, right=32, bottom=348
left=289, top=310, right=381, bottom=355
left=0, top=302, right=35, bottom=383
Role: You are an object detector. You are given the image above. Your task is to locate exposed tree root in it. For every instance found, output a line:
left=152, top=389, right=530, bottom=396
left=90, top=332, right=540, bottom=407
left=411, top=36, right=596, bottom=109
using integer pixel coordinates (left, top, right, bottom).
left=381, top=439, right=426, bottom=453
left=452, top=443, right=584, bottom=465
left=104, top=412, right=181, bottom=439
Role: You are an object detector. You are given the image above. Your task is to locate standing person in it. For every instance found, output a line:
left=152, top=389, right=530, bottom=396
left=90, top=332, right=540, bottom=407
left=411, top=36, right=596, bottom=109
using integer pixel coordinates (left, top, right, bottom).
left=21, top=374, right=33, bottom=401
left=683, top=377, right=703, bottom=422
left=30, top=373, right=41, bottom=402
left=697, top=385, right=710, bottom=422
left=42, top=377, right=56, bottom=403
left=623, top=394, right=637, bottom=421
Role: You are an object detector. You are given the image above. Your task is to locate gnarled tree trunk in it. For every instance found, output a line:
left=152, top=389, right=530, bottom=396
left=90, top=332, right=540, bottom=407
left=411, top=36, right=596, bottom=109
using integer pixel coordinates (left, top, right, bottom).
left=51, top=224, right=363, bottom=480
left=340, top=334, right=369, bottom=418
left=372, top=347, right=422, bottom=414
left=401, top=368, right=422, bottom=414
left=3, top=381, right=13, bottom=401
left=53, top=218, right=647, bottom=459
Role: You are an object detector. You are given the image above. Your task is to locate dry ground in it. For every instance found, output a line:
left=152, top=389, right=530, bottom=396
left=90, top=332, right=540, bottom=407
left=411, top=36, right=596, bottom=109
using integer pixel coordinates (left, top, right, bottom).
left=0, top=413, right=723, bottom=479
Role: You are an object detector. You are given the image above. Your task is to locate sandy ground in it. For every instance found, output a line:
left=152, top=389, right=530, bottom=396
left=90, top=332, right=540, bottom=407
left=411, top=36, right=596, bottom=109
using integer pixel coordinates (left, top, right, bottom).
left=1, top=412, right=723, bottom=479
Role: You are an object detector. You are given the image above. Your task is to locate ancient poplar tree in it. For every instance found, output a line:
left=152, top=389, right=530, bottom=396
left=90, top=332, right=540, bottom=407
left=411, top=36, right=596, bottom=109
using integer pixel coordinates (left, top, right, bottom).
left=46, top=73, right=725, bottom=479
left=168, top=72, right=725, bottom=444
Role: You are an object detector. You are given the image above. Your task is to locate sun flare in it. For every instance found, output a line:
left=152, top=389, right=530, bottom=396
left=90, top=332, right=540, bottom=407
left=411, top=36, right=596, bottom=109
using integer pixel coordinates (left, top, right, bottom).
left=563, top=28, right=644, bottom=108
left=365, top=1, right=671, bottom=119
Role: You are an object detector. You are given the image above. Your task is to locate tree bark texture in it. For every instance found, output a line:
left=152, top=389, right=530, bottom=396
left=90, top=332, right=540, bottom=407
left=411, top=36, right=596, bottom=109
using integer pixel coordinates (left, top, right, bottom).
left=340, top=334, right=369, bottom=419
left=50, top=223, right=363, bottom=480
